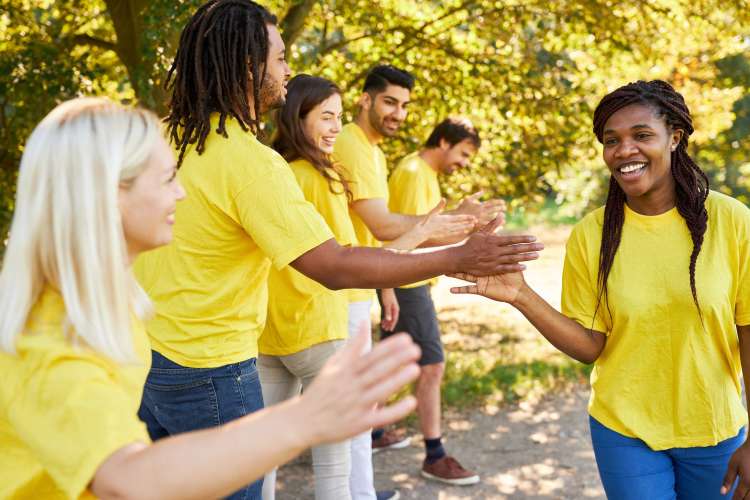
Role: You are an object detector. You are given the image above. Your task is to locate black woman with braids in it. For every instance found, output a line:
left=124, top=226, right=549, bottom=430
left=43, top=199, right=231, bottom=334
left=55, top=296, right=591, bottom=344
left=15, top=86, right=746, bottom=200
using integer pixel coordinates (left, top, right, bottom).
left=132, top=1, right=543, bottom=498
left=450, top=80, right=750, bottom=499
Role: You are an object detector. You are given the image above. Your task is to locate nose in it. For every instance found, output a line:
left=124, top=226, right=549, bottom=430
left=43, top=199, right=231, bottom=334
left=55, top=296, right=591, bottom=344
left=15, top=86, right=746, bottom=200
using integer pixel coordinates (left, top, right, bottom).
left=614, top=138, right=638, bottom=159
left=332, top=117, right=342, bottom=134
left=283, top=61, right=291, bottom=79
left=395, top=105, right=408, bottom=122
left=175, top=179, right=187, bottom=201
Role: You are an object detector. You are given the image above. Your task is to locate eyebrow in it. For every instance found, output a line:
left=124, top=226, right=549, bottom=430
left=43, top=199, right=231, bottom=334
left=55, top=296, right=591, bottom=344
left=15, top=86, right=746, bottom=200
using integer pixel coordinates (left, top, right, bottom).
left=603, top=124, right=653, bottom=135
left=383, top=95, right=410, bottom=104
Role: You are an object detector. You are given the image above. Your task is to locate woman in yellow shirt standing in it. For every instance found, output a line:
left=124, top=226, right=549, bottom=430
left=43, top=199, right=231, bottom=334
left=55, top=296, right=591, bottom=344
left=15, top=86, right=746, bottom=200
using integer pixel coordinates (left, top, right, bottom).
left=0, top=97, right=423, bottom=499
left=451, top=80, right=750, bottom=499
left=259, top=75, right=463, bottom=500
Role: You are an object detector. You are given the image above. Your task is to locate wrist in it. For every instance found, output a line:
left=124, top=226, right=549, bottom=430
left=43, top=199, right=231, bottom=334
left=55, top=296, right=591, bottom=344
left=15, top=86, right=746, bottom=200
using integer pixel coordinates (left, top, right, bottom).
left=276, top=396, right=319, bottom=450
left=510, top=281, right=533, bottom=308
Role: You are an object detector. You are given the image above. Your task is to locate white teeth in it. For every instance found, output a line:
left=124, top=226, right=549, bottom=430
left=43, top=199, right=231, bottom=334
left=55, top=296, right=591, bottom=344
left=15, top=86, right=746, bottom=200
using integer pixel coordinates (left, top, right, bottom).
left=619, top=162, right=646, bottom=173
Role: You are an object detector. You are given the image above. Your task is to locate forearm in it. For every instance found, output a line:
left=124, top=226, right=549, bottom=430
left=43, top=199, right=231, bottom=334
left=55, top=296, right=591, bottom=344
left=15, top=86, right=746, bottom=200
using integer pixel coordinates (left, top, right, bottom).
left=385, top=226, right=428, bottom=250
left=332, top=246, right=458, bottom=289
left=370, top=212, right=423, bottom=241
left=512, top=285, right=604, bottom=364
left=93, top=398, right=309, bottom=500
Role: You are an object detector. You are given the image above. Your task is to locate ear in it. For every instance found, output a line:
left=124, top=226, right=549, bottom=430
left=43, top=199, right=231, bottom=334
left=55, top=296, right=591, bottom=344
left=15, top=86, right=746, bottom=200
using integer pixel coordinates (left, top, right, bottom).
left=670, top=128, right=684, bottom=151
left=358, top=92, right=372, bottom=111
left=439, top=138, right=451, bottom=151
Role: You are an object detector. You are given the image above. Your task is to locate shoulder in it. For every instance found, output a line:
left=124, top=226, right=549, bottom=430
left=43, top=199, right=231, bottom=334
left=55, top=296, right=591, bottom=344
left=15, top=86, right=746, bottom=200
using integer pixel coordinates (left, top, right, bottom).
left=566, top=207, right=604, bottom=253
left=707, top=190, right=750, bottom=218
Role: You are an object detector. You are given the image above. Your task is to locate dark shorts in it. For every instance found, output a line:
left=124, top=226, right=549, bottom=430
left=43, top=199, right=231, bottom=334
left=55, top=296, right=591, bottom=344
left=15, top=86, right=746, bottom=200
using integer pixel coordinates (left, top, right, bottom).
left=377, top=285, right=444, bottom=366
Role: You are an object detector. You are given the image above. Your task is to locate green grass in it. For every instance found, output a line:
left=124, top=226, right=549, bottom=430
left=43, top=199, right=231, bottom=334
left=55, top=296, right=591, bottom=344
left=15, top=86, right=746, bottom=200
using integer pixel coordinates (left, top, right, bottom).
left=505, top=197, right=580, bottom=229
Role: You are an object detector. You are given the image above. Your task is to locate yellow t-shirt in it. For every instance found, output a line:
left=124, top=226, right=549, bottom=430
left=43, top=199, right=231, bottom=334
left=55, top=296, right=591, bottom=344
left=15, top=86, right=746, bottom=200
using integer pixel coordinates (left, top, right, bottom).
left=388, top=152, right=441, bottom=288
left=333, top=123, right=389, bottom=303
left=0, top=287, right=151, bottom=499
left=260, top=159, right=356, bottom=356
left=134, top=116, right=333, bottom=368
left=562, top=191, right=750, bottom=450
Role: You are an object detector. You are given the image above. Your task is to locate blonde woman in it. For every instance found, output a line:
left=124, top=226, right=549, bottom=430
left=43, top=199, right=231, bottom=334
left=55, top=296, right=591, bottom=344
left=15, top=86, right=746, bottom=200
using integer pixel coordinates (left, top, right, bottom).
left=0, top=97, right=422, bottom=499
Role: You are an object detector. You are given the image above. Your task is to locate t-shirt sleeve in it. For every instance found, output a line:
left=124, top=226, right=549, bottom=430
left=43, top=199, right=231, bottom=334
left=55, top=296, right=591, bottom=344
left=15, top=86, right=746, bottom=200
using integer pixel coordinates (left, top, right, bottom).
left=389, top=167, right=431, bottom=216
left=7, top=351, right=149, bottom=499
left=297, top=168, right=356, bottom=247
left=336, top=147, right=387, bottom=202
left=235, top=159, right=334, bottom=270
left=561, top=222, right=609, bottom=334
left=734, top=202, right=750, bottom=325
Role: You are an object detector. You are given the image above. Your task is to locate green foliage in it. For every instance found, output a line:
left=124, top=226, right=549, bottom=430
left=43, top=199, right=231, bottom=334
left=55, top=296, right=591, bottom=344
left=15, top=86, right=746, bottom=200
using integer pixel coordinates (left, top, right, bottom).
left=1, top=0, right=749, bottom=250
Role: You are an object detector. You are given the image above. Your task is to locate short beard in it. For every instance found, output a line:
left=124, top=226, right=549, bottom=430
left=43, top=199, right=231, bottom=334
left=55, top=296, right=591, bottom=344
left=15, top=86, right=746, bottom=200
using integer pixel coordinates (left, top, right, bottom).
left=258, top=78, right=285, bottom=114
left=368, top=106, right=397, bottom=137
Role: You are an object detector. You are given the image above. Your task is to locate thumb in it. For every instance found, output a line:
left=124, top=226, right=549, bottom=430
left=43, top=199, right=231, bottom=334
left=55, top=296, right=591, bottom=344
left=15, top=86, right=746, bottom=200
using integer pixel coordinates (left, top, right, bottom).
left=422, top=198, right=446, bottom=225
left=467, top=190, right=484, bottom=201
left=479, top=212, right=504, bottom=234
left=721, top=458, right=738, bottom=495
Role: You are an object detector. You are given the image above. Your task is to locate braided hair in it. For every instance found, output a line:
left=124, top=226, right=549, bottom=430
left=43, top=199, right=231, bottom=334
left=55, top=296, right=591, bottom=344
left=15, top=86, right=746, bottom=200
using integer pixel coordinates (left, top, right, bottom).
left=592, top=80, right=709, bottom=323
left=164, top=0, right=277, bottom=167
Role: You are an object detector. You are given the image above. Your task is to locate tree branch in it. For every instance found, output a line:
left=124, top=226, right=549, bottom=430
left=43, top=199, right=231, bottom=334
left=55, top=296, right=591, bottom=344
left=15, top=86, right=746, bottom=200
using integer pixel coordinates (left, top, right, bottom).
left=280, top=0, right=318, bottom=52
left=71, top=34, right=118, bottom=52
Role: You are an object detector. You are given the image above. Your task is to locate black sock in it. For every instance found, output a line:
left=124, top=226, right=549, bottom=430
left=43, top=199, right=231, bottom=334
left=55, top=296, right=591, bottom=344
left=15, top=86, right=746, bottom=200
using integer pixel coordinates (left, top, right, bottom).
left=424, top=437, right=446, bottom=464
left=372, top=428, right=385, bottom=440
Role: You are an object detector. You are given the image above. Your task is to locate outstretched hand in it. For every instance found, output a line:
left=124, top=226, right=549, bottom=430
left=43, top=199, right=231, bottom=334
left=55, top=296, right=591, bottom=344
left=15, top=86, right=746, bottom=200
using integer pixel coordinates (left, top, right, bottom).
left=448, top=271, right=526, bottom=304
left=453, top=214, right=543, bottom=276
left=421, top=198, right=476, bottom=241
left=299, top=323, right=421, bottom=446
left=455, top=191, right=507, bottom=229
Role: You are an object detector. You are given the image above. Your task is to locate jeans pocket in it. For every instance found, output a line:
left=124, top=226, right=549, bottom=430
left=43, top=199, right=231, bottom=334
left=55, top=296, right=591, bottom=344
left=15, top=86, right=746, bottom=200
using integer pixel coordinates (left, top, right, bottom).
left=144, top=378, right=221, bottom=433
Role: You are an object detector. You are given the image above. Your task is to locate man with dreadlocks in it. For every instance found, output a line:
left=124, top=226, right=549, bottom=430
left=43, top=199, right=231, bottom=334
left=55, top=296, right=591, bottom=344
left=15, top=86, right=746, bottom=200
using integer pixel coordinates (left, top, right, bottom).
left=132, top=1, right=543, bottom=499
left=450, top=79, right=750, bottom=499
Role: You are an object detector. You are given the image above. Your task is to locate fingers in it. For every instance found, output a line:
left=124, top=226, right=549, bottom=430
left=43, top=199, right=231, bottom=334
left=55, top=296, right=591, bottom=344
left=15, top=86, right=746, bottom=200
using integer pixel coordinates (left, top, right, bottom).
left=488, top=233, right=539, bottom=246
left=359, top=361, right=420, bottom=408
left=722, top=461, right=738, bottom=496
left=426, top=198, right=446, bottom=218
left=466, top=190, right=484, bottom=202
left=450, top=285, right=479, bottom=295
left=479, top=212, right=505, bottom=234
left=470, top=263, right=527, bottom=276
left=446, top=272, right=478, bottom=283
left=355, top=333, right=421, bottom=387
left=367, top=396, right=418, bottom=430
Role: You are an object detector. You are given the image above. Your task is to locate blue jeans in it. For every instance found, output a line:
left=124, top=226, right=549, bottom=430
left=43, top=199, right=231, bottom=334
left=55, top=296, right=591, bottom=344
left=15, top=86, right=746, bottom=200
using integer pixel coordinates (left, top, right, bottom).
left=590, top=415, right=745, bottom=500
left=138, top=350, right=265, bottom=500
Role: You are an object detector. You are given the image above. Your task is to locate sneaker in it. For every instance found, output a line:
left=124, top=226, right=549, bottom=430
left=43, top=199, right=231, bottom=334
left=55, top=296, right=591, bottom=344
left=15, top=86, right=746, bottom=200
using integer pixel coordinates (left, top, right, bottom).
left=421, top=455, right=480, bottom=485
left=372, top=429, right=410, bottom=453
left=376, top=490, right=400, bottom=500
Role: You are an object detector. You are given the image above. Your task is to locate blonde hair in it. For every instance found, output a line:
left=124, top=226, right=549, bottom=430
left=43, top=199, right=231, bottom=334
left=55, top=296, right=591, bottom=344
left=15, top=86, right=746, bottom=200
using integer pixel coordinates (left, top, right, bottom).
left=0, top=97, right=161, bottom=363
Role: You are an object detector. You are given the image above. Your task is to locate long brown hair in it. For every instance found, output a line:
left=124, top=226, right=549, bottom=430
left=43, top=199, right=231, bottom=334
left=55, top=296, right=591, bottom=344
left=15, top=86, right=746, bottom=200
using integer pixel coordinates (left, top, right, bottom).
left=273, top=74, right=352, bottom=201
left=592, top=80, right=709, bottom=323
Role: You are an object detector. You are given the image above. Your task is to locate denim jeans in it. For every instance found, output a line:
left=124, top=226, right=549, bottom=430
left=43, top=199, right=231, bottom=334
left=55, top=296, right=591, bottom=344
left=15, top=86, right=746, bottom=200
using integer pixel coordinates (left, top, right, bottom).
left=590, top=415, right=745, bottom=500
left=138, top=350, right=265, bottom=500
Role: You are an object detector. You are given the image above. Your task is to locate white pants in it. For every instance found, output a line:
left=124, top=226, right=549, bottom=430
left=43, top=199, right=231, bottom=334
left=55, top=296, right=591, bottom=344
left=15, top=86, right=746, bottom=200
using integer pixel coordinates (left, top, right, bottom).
left=347, top=300, right=377, bottom=500
left=260, top=340, right=351, bottom=500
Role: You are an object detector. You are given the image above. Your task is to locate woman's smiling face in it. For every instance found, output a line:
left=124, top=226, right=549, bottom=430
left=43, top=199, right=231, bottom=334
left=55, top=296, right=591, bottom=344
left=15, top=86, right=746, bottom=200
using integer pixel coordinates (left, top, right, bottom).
left=601, top=103, right=683, bottom=203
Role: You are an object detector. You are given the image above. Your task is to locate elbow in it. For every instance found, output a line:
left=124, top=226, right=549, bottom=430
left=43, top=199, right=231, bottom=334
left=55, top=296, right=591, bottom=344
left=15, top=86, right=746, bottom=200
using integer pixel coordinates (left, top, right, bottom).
left=318, top=275, right=347, bottom=291
left=575, top=352, right=599, bottom=365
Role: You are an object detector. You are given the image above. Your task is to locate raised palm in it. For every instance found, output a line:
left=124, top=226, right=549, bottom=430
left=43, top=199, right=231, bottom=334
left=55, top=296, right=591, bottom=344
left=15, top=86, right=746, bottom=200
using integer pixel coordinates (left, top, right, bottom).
left=449, top=270, right=526, bottom=303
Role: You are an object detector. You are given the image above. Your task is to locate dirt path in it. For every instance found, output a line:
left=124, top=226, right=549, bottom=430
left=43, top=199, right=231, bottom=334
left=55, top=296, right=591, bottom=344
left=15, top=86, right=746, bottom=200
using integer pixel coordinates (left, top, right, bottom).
left=276, top=386, right=603, bottom=499
left=276, top=226, right=605, bottom=498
